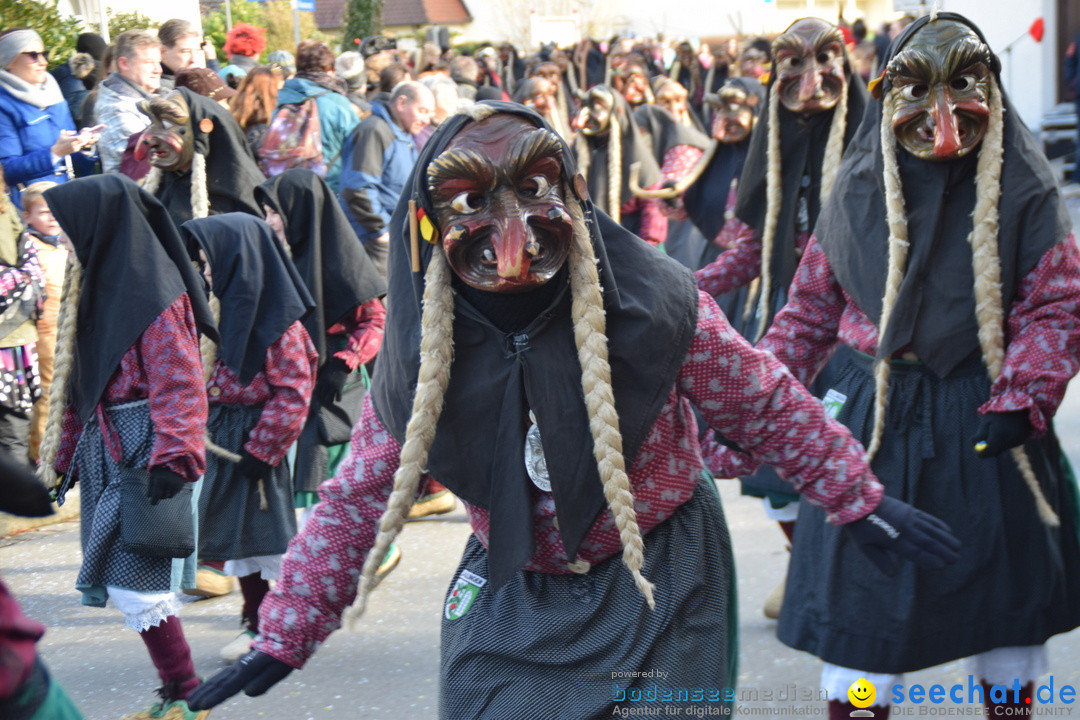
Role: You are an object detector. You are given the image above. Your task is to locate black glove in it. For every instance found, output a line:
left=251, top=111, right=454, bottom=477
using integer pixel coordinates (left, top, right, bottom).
left=314, top=357, right=351, bottom=407
left=0, top=449, right=53, bottom=517
left=187, top=649, right=294, bottom=710
left=147, top=467, right=186, bottom=505
left=235, top=451, right=272, bottom=484
left=844, top=496, right=961, bottom=577
left=971, top=410, right=1031, bottom=458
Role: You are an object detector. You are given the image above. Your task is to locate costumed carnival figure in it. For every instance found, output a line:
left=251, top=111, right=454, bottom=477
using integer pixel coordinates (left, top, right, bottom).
left=137, top=86, right=265, bottom=225
left=187, top=102, right=959, bottom=719
left=252, top=170, right=391, bottom=517
left=571, top=85, right=668, bottom=246
left=696, top=20, right=868, bottom=611
left=631, top=101, right=712, bottom=269
left=713, top=13, right=1080, bottom=718
left=181, top=213, right=319, bottom=662
left=38, top=174, right=218, bottom=720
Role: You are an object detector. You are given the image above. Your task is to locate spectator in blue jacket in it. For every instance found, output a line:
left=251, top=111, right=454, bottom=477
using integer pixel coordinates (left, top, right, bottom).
left=0, top=29, right=99, bottom=207
left=338, top=80, right=433, bottom=276
left=278, top=40, right=359, bottom=192
left=50, top=33, right=105, bottom=125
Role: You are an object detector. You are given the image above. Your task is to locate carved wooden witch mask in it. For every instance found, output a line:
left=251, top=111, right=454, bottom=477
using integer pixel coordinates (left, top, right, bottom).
left=772, top=18, right=847, bottom=114
left=427, top=115, right=574, bottom=293
left=136, top=90, right=195, bottom=173
left=885, top=19, right=992, bottom=161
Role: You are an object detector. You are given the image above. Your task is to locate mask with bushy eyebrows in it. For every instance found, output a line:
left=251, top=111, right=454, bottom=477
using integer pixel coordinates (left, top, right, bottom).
left=575, top=85, right=615, bottom=137
left=708, top=83, right=759, bottom=143
left=427, top=115, right=574, bottom=293
left=135, top=91, right=195, bottom=173
left=886, top=20, right=992, bottom=161
left=772, top=18, right=846, bottom=114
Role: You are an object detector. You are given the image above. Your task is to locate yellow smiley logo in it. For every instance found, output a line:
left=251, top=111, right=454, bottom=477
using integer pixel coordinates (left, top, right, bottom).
left=848, top=678, right=876, bottom=708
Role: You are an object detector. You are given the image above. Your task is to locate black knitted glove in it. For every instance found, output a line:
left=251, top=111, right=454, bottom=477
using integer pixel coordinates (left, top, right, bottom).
left=971, top=410, right=1031, bottom=458
left=187, top=650, right=294, bottom=710
left=235, top=451, right=272, bottom=484
left=147, top=467, right=186, bottom=505
left=844, top=496, right=961, bottom=577
left=314, top=356, right=351, bottom=406
left=0, top=449, right=53, bottom=517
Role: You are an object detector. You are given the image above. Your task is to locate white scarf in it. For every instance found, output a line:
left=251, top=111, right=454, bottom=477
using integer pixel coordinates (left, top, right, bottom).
left=0, top=69, right=63, bottom=109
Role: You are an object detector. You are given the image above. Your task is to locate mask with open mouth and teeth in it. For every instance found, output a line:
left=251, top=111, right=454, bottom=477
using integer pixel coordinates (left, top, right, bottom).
left=885, top=19, right=992, bottom=161
left=136, top=91, right=195, bottom=173
left=427, top=115, right=573, bottom=293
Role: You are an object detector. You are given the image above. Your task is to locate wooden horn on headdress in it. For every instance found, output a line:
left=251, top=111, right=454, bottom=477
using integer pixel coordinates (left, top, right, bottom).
left=627, top=141, right=719, bottom=200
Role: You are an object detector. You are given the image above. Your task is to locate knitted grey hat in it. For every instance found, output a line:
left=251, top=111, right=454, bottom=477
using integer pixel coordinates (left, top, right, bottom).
left=0, top=29, right=41, bottom=72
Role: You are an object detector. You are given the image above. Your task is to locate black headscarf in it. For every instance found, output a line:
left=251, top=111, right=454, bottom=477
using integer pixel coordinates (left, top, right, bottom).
left=632, top=103, right=711, bottom=167
left=734, top=44, right=868, bottom=292
left=683, top=77, right=766, bottom=241
left=254, top=169, right=386, bottom=364
left=155, top=88, right=266, bottom=225
left=576, top=88, right=661, bottom=214
left=815, top=13, right=1069, bottom=377
left=43, top=174, right=218, bottom=421
left=181, top=213, right=315, bottom=385
left=373, top=102, right=700, bottom=589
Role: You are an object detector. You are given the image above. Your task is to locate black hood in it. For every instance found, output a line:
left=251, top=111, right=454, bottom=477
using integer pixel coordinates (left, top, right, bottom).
left=155, top=87, right=266, bottom=225
left=683, top=77, right=766, bottom=241
left=814, top=12, right=1068, bottom=377
left=182, top=213, right=315, bottom=385
left=44, top=174, right=218, bottom=420
left=734, top=40, right=868, bottom=293
left=255, top=169, right=387, bottom=364
left=372, top=101, right=699, bottom=589
left=575, top=88, right=662, bottom=213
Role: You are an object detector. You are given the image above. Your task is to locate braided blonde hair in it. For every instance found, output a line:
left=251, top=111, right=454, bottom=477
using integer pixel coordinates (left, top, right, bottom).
left=964, top=79, right=1058, bottom=525
left=865, top=90, right=910, bottom=462
left=37, top=258, right=83, bottom=488
left=140, top=152, right=207, bottom=221
left=607, top=113, right=622, bottom=225
left=342, top=246, right=456, bottom=628
left=753, top=79, right=848, bottom=342
left=566, top=192, right=653, bottom=607
left=752, top=82, right=783, bottom=343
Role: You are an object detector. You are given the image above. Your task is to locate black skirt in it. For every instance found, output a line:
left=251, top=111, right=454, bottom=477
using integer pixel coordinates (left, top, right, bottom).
left=198, top=403, right=296, bottom=560
left=439, top=475, right=736, bottom=719
left=778, top=344, right=1080, bottom=673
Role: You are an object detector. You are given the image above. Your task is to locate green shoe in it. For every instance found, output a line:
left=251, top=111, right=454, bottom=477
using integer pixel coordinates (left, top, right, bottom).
left=377, top=543, right=402, bottom=578
left=120, top=698, right=210, bottom=719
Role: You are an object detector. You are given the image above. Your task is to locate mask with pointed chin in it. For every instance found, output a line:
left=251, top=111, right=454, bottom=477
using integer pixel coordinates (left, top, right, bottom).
left=427, top=115, right=574, bottom=293
left=887, top=20, right=992, bottom=161
left=772, top=18, right=847, bottom=115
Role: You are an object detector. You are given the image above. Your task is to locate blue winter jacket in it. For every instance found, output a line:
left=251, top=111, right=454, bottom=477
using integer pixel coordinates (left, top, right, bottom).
left=276, top=77, right=359, bottom=192
left=338, top=99, right=417, bottom=243
left=0, top=84, right=95, bottom=207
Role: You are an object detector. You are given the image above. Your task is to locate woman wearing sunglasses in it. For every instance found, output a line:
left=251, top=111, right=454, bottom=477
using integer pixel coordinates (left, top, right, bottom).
left=0, top=29, right=101, bottom=208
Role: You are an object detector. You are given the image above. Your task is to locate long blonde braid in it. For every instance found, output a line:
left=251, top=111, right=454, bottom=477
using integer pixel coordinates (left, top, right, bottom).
left=567, top=193, right=654, bottom=608
left=608, top=113, right=622, bottom=225
left=965, top=79, right=1058, bottom=525
left=37, top=259, right=83, bottom=488
left=752, top=81, right=783, bottom=342
left=865, top=90, right=910, bottom=462
left=200, top=293, right=243, bottom=464
left=342, top=247, right=456, bottom=628
left=819, top=81, right=848, bottom=205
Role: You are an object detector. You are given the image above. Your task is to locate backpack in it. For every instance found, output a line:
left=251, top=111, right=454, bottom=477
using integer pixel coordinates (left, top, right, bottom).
left=257, top=94, right=328, bottom=177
